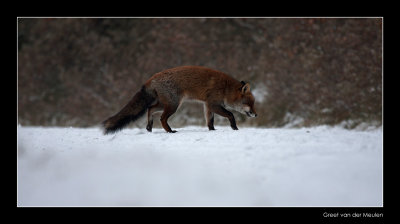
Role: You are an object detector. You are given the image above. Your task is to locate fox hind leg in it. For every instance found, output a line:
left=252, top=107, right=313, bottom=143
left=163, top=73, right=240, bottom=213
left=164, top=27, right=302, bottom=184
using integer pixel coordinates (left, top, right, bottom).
left=146, top=102, right=163, bottom=132
left=160, top=104, right=179, bottom=133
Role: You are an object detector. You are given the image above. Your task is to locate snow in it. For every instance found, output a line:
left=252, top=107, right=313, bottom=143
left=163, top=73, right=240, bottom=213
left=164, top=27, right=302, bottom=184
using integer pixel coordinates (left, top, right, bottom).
left=17, top=125, right=383, bottom=207
left=252, top=84, right=268, bottom=103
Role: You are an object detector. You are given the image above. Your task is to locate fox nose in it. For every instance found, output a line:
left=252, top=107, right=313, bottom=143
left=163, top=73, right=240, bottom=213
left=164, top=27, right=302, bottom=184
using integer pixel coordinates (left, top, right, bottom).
left=254, top=113, right=257, bottom=117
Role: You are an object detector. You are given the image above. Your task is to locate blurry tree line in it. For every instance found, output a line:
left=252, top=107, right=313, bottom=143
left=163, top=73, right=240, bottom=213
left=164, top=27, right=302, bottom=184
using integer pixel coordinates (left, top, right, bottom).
left=18, top=18, right=382, bottom=129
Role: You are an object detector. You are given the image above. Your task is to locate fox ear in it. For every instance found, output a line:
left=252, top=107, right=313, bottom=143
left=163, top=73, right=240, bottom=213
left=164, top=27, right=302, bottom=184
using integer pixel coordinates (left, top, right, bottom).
left=241, top=83, right=251, bottom=94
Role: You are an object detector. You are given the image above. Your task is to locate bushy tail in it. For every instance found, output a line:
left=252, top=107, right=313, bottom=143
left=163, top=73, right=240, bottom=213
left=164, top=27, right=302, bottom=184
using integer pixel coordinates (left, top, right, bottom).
left=102, top=86, right=156, bottom=134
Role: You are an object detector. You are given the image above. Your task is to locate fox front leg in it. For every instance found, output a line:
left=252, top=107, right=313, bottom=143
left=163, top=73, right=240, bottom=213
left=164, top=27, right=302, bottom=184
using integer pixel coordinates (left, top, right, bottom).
left=209, top=104, right=238, bottom=130
left=204, top=104, right=216, bottom=131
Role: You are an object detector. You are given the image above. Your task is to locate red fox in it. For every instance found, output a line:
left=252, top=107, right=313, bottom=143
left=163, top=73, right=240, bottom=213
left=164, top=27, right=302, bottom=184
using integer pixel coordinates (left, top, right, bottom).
left=102, top=66, right=257, bottom=134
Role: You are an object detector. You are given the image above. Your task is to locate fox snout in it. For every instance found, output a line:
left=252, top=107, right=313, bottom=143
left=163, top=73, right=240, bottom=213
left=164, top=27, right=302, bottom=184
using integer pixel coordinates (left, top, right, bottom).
left=246, top=110, right=257, bottom=117
left=242, top=105, right=257, bottom=117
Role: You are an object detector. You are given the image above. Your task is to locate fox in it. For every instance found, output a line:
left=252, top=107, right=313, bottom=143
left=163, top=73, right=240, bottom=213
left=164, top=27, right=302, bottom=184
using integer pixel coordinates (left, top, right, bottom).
left=102, top=66, right=257, bottom=134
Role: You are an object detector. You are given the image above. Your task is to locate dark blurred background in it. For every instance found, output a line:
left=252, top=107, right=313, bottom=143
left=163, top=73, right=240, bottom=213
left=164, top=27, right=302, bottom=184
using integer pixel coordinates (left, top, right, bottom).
left=18, top=18, right=382, bottom=129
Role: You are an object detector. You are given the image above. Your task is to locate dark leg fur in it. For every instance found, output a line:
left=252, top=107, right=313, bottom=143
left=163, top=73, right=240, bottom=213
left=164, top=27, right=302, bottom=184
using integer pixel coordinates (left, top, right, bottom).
left=205, top=105, right=215, bottom=130
left=209, top=105, right=238, bottom=130
left=208, top=115, right=215, bottom=130
left=160, top=105, right=178, bottom=133
left=146, top=102, right=163, bottom=132
left=146, top=120, right=153, bottom=132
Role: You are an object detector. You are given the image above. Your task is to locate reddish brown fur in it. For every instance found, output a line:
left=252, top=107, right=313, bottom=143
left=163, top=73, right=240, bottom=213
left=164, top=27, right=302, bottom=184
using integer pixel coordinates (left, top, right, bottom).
left=103, top=66, right=257, bottom=134
left=145, top=66, right=242, bottom=102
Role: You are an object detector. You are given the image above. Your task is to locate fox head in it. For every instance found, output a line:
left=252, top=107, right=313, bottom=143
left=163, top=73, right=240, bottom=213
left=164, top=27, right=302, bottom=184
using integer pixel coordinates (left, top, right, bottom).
left=224, top=81, right=257, bottom=118
left=239, top=81, right=257, bottom=117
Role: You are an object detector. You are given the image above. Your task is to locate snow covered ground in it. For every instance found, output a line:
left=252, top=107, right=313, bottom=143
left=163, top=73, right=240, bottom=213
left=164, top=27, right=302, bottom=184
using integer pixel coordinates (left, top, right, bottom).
left=17, top=125, right=383, bottom=207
